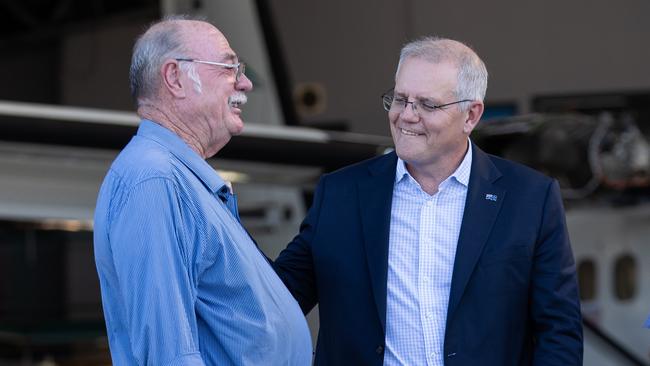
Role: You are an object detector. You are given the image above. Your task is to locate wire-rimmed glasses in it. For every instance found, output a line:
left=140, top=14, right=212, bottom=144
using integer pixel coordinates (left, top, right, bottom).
left=176, top=58, right=246, bottom=82
left=381, top=88, right=472, bottom=116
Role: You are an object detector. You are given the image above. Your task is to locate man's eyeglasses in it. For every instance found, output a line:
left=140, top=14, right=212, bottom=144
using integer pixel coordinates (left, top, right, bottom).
left=381, top=88, right=472, bottom=116
left=176, top=58, right=246, bottom=82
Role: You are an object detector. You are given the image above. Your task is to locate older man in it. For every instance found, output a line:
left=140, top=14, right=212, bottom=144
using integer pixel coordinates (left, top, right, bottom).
left=93, top=17, right=311, bottom=365
left=275, top=37, right=583, bottom=365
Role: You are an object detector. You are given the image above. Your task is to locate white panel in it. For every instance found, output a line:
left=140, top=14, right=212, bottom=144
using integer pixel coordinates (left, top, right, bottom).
left=567, top=204, right=650, bottom=363
left=0, top=143, right=115, bottom=221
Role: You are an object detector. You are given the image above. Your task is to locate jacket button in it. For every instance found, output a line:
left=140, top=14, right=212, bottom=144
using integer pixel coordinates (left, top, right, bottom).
left=376, top=345, right=384, bottom=354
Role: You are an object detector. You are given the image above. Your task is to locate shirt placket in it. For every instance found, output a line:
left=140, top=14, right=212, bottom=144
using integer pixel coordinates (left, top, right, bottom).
left=418, top=194, right=440, bottom=366
left=217, top=186, right=241, bottom=223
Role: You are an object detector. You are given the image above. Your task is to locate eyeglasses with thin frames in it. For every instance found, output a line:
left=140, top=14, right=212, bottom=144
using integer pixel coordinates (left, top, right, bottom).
left=381, top=88, right=472, bottom=117
left=175, top=58, right=246, bottom=82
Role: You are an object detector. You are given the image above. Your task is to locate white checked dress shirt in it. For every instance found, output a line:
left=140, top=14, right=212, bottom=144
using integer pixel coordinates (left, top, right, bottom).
left=384, top=143, right=472, bottom=366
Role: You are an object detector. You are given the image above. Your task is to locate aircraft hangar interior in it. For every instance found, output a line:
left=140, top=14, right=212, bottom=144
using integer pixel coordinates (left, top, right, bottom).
left=0, top=0, right=649, bottom=365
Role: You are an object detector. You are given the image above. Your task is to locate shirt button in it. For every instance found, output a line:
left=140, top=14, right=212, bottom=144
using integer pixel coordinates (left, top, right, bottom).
left=422, top=276, right=429, bottom=283
left=427, top=312, right=433, bottom=319
left=375, top=345, right=384, bottom=354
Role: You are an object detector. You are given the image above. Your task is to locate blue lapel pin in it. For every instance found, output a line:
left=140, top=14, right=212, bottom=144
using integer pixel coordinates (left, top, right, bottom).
left=485, top=193, right=498, bottom=202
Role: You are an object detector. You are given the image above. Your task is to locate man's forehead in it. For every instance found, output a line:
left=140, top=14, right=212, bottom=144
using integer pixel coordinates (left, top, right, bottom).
left=184, top=25, right=237, bottom=61
left=399, top=58, right=458, bottom=75
left=395, top=59, right=457, bottom=96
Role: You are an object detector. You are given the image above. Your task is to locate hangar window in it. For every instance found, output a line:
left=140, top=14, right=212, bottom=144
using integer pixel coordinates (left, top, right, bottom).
left=613, top=254, right=637, bottom=301
left=577, top=259, right=597, bottom=301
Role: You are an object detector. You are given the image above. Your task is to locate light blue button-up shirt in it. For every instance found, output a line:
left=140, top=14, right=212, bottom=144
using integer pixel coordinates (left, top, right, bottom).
left=384, top=143, right=472, bottom=366
left=93, top=120, right=311, bottom=366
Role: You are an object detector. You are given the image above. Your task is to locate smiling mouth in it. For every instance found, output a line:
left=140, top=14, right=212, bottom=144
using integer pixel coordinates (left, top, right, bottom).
left=228, top=93, right=248, bottom=109
left=400, top=128, right=424, bottom=136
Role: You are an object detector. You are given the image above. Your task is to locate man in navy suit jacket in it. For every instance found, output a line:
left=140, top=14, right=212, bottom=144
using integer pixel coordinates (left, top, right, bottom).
left=274, top=37, right=582, bottom=365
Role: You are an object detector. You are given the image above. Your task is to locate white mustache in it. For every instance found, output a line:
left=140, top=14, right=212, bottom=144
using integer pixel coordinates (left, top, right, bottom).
left=228, top=93, right=248, bottom=107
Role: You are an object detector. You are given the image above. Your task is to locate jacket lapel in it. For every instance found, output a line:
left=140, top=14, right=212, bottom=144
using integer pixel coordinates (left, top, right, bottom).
left=447, top=145, right=505, bottom=322
left=358, top=152, right=397, bottom=333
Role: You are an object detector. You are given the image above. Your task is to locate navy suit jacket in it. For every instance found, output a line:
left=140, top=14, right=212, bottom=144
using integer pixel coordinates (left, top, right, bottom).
left=274, top=145, right=583, bottom=365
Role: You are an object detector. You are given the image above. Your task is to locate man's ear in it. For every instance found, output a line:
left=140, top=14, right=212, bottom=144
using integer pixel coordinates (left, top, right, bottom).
left=463, top=101, right=484, bottom=134
left=160, top=59, right=186, bottom=98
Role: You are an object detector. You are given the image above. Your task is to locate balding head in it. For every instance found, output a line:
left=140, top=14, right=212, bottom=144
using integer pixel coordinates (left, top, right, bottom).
left=129, top=16, right=222, bottom=103
left=396, top=37, right=488, bottom=105
left=129, top=16, right=252, bottom=159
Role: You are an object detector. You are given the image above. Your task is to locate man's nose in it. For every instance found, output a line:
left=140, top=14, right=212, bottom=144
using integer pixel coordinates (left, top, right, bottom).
left=237, top=73, right=253, bottom=92
left=400, top=101, right=420, bottom=121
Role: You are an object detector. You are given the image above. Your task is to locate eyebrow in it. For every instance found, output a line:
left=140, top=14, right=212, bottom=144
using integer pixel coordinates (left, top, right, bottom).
left=394, top=91, right=442, bottom=103
left=219, top=52, right=238, bottom=63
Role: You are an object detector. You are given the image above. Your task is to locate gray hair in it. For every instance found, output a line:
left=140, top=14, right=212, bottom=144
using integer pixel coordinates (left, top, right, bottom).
left=396, top=36, right=488, bottom=108
left=129, top=15, right=206, bottom=102
left=184, top=61, right=202, bottom=93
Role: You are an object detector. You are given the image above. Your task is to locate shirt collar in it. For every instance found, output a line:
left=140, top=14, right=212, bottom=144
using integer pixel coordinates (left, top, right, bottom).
left=454, top=140, right=472, bottom=187
left=395, top=138, right=473, bottom=188
left=137, top=120, right=226, bottom=193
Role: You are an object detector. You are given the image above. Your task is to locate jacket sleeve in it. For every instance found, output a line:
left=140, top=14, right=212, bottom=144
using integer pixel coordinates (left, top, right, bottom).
left=272, top=175, right=328, bottom=314
left=530, top=180, right=583, bottom=365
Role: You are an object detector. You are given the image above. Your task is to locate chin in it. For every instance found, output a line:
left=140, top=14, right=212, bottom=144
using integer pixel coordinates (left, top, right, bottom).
left=233, top=122, right=245, bottom=135
left=395, top=142, right=415, bottom=156
left=394, top=146, right=413, bottom=162
left=396, top=145, right=430, bottom=165
left=228, top=117, right=245, bottom=135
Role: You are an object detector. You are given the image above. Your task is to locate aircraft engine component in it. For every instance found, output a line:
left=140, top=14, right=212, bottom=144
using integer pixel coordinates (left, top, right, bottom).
left=474, top=113, right=650, bottom=199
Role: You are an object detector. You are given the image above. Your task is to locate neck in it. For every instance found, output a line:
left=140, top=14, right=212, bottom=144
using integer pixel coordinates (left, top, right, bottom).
left=406, top=142, right=469, bottom=195
left=137, top=100, right=208, bottom=159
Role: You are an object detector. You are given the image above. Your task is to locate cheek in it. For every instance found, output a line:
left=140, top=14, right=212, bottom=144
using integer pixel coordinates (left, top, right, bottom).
left=388, top=112, right=400, bottom=127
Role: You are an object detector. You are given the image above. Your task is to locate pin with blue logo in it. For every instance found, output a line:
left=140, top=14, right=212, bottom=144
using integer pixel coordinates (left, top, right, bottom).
left=485, top=194, right=498, bottom=202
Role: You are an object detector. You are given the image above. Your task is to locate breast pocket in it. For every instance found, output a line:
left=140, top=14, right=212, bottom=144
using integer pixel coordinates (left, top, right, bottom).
left=480, top=244, right=531, bottom=267
left=478, top=244, right=532, bottom=294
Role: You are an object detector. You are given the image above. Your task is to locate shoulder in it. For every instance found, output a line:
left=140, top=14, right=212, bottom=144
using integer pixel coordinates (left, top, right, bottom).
left=322, top=151, right=396, bottom=183
left=491, top=153, right=551, bottom=182
left=109, top=135, right=177, bottom=187
left=477, top=149, right=556, bottom=196
left=98, top=136, right=180, bottom=215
